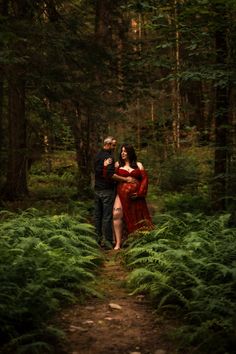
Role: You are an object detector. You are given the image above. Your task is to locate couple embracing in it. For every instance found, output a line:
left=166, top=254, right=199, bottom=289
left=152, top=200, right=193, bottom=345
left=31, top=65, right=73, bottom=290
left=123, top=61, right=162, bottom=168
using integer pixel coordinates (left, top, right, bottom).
left=94, top=136, right=153, bottom=250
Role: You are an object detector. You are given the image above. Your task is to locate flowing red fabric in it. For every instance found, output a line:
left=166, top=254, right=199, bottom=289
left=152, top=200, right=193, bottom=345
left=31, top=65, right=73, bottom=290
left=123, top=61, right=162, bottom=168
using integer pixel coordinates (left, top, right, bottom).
left=116, top=168, right=153, bottom=234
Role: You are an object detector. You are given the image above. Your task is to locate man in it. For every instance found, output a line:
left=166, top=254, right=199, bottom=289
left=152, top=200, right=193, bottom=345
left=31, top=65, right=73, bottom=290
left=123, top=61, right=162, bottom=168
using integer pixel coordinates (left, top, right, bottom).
left=94, top=136, right=132, bottom=248
left=111, top=138, right=117, bottom=151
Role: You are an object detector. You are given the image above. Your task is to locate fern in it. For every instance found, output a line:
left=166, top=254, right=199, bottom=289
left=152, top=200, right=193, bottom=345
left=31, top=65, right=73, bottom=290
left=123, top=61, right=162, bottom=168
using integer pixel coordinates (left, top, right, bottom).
left=1, top=325, right=65, bottom=354
left=0, top=209, right=103, bottom=352
left=123, top=212, right=236, bottom=353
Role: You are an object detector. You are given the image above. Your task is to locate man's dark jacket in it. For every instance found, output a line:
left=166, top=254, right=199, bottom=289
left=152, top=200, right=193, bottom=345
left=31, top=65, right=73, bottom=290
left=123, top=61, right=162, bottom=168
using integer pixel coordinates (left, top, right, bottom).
left=94, top=149, right=115, bottom=191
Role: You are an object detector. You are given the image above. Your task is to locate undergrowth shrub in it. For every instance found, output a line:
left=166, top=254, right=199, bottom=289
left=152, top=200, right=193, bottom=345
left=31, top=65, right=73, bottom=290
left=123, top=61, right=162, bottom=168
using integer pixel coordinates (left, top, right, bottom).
left=160, top=154, right=200, bottom=192
left=0, top=209, right=102, bottom=353
left=123, top=213, right=236, bottom=354
left=162, top=192, right=210, bottom=215
left=29, top=172, right=77, bottom=200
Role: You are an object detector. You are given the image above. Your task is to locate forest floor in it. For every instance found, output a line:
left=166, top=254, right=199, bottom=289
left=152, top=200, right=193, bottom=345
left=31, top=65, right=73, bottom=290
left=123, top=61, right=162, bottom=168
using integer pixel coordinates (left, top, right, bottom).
left=57, top=250, right=187, bottom=354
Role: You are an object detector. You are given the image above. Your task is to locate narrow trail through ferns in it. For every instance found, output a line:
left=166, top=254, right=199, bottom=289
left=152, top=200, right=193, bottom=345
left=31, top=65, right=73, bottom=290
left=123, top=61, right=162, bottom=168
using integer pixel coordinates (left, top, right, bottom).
left=57, top=250, right=184, bottom=354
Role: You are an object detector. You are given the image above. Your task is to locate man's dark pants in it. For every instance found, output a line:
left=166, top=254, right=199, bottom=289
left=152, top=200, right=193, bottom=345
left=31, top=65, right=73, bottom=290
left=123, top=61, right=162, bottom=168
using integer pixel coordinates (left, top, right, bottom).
left=94, top=189, right=115, bottom=245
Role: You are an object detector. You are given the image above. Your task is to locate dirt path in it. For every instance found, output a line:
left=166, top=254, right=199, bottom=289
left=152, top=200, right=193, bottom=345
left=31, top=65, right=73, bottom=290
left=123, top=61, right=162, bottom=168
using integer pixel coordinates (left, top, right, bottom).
left=58, top=250, right=181, bottom=354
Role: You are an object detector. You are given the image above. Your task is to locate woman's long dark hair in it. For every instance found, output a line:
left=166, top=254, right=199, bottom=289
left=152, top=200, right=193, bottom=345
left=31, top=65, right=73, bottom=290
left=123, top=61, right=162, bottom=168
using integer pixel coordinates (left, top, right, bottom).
left=119, top=144, right=138, bottom=168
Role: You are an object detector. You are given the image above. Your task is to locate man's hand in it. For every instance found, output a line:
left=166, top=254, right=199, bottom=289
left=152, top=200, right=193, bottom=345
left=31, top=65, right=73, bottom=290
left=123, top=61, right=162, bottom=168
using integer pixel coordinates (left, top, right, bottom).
left=104, top=158, right=112, bottom=166
left=112, top=174, right=137, bottom=183
left=126, top=177, right=137, bottom=183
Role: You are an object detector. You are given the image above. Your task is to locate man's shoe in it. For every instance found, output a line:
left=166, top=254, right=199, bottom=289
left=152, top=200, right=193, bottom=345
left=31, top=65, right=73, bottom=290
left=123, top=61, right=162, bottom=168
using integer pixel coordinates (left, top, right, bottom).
left=97, top=239, right=103, bottom=247
left=102, top=240, right=113, bottom=250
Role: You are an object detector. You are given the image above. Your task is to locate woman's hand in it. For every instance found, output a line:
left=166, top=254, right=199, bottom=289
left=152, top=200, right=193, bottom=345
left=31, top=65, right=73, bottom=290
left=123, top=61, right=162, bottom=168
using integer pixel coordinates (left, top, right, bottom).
left=104, top=158, right=112, bottom=166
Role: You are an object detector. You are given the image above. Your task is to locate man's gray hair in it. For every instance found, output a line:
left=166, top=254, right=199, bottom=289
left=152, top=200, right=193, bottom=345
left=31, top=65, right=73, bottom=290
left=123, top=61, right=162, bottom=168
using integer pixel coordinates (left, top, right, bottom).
left=104, top=136, right=114, bottom=145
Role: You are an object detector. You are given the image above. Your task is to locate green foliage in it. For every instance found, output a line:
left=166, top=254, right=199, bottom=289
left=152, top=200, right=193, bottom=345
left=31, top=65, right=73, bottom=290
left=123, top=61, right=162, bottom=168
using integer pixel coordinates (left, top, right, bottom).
left=28, top=153, right=78, bottom=202
left=123, top=213, right=236, bottom=353
left=162, top=192, right=210, bottom=215
left=0, top=209, right=102, bottom=353
left=160, top=154, right=200, bottom=192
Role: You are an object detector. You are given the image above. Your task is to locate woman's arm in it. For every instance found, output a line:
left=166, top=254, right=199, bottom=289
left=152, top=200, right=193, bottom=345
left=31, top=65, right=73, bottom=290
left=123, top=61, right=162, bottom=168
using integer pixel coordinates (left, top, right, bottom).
left=130, top=162, right=148, bottom=198
left=137, top=169, right=148, bottom=197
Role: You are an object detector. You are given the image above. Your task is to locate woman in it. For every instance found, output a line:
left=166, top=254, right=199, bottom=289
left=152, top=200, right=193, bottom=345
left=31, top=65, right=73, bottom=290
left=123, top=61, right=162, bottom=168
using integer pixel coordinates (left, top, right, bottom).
left=104, top=144, right=153, bottom=250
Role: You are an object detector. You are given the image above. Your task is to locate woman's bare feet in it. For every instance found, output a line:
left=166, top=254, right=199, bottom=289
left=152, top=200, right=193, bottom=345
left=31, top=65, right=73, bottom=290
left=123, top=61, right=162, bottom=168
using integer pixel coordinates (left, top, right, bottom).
left=114, top=245, right=121, bottom=250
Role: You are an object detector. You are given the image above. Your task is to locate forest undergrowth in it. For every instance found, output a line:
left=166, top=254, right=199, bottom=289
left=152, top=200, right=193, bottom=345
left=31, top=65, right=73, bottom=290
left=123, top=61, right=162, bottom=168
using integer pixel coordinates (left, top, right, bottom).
left=123, top=212, right=236, bottom=354
left=0, top=153, right=235, bottom=353
left=0, top=209, right=103, bottom=354
left=0, top=204, right=235, bottom=354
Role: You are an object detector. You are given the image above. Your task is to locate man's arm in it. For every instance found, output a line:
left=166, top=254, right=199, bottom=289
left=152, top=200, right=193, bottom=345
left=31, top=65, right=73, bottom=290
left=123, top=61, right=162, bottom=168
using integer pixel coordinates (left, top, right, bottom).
left=112, top=174, right=135, bottom=183
left=104, top=158, right=136, bottom=183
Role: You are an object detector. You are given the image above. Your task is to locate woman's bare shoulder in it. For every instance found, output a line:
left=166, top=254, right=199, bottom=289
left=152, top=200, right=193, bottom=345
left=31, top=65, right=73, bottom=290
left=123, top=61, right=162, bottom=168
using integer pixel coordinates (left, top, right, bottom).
left=137, top=161, right=144, bottom=170
left=115, top=161, right=120, bottom=168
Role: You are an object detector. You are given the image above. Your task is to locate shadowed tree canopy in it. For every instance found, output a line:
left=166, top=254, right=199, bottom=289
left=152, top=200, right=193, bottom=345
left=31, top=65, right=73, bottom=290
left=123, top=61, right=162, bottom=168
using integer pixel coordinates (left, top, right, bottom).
left=0, top=0, right=235, bottom=215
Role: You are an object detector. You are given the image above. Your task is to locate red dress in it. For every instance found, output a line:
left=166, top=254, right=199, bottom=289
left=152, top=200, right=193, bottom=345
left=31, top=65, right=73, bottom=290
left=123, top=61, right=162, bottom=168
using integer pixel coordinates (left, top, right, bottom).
left=116, top=168, right=153, bottom=234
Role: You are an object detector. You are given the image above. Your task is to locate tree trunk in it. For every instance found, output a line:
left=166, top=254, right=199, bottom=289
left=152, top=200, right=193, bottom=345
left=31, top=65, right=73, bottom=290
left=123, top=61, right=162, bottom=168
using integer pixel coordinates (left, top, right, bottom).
left=45, top=0, right=58, bottom=22
left=95, top=0, right=114, bottom=45
left=212, top=5, right=229, bottom=211
left=170, top=0, right=181, bottom=152
left=3, top=77, right=28, bottom=199
left=0, top=0, right=8, bottom=15
left=68, top=105, right=92, bottom=196
left=0, top=81, right=3, bottom=170
left=2, top=1, right=30, bottom=199
left=213, top=86, right=229, bottom=210
left=226, top=86, right=236, bottom=225
left=0, top=0, right=8, bottom=176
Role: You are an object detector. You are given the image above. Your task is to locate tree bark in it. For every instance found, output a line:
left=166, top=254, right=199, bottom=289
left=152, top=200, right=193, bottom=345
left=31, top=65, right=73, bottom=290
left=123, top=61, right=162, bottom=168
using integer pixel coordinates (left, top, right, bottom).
left=0, top=1, right=8, bottom=175
left=95, top=0, right=114, bottom=45
left=0, top=80, right=3, bottom=170
left=4, top=76, right=28, bottom=199
left=172, top=0, right=181, bottom=151
left=67, top=104, right=92, bottom=196
left=2, top=0, right=29, bottom=199
left=212, top=5, right=229, bottom=210
left=226, top=83, right=236, bottom=224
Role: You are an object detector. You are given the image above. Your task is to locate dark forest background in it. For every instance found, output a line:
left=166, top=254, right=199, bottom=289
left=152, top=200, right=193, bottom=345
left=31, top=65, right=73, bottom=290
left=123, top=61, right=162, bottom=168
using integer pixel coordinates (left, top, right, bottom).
left=0, top=0, right=235, bottom=216
left=0, top=1, right=236, bottom=353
